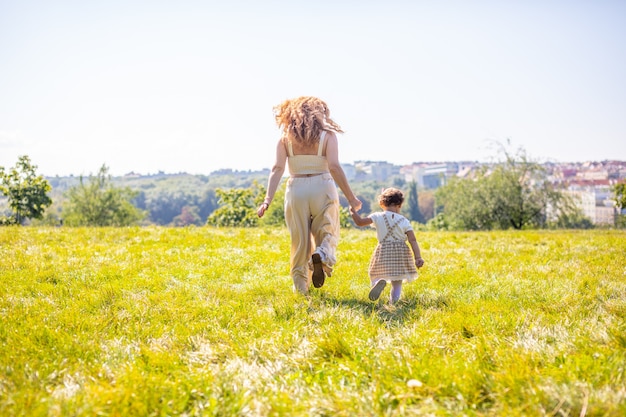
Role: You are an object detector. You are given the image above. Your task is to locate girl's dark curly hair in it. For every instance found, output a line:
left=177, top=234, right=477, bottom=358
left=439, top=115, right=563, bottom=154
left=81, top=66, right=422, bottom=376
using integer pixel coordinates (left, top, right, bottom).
left=378, top=188, right=404, bottom=207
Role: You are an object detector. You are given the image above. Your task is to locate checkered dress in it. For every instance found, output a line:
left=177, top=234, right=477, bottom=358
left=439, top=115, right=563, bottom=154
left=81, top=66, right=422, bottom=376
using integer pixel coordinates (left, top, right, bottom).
left=368, top=212, right=418, bottom=282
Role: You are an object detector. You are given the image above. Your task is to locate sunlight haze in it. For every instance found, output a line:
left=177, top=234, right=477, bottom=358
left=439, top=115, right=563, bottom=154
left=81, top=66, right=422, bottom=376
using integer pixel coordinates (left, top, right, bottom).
left=1, top=0, right=625, bottom=176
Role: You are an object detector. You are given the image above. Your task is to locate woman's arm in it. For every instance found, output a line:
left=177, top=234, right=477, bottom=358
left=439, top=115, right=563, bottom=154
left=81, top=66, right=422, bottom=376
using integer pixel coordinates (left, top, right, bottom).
left=258, top=139, right=286, bottom=218
left=325, top=132, right=362, bottom=211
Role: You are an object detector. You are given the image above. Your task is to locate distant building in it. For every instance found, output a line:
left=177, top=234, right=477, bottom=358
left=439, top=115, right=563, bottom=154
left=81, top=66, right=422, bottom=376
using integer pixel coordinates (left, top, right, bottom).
left=401, top=162, right=460, bottom=189
left=353, top=161, right=398, bottom=182
left=455, top=164, right=475, bottom=179
left=577, top=169, right=609, bottom=181
left=596, top=206, right=617, bottom=225
left=565, top=183, right=616, bottom=225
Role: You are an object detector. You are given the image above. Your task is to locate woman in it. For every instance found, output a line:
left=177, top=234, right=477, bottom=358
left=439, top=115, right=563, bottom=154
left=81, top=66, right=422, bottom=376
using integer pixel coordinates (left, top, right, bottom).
left=257, top=96, right=362, bottom=294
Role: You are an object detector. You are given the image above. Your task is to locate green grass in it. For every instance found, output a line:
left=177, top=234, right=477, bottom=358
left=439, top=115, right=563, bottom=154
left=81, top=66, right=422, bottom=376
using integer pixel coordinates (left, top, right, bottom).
left=1, top=227, right=625, bottom=416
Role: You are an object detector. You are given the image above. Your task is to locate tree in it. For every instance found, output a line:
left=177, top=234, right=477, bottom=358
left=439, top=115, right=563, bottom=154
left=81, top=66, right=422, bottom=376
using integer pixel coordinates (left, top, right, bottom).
left=418, top=190, right=435, bottom=222
left=435, top=142, right=580, bottom=230
left=172, top=205, right=202, bottom=226
left=339, top=206, right=353, bottom=228
left=612, top=181, right=626, bottom=227
left=612, top=182, right=626, bottom=211
left=434, top=167, right=495, bottom=230
left=485, top=156, right=548, bottom=229
left=207, top=182, right=265, bottom=227
left=0, top=155, right=52, bottom=225
left=549, top=207, right=593, bottom=229
left=258, top=182, right=286, bottom=227
left=405, top=181, right=425, bottom=223
left=197, top=189, right=218, bottom=223
left=63, top=165, right=145, bottom=226
left=144, top=191, right=197, bottom=225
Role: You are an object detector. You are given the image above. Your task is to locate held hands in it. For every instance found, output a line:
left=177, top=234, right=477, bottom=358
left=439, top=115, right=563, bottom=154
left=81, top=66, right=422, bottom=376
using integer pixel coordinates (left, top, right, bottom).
left=349, top=197, right=362, bottom=213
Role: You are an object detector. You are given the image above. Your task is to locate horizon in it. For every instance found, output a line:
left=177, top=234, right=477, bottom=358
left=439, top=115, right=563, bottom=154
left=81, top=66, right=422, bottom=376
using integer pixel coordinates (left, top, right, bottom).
left=36, top=157, right=626, bottom=179
left=5, top=150, right=626, bottom=178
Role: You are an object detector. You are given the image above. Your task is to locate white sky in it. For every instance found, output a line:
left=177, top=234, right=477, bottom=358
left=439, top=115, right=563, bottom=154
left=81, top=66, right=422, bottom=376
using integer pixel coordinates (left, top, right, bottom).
left=1, top=0, right=625, bottom=176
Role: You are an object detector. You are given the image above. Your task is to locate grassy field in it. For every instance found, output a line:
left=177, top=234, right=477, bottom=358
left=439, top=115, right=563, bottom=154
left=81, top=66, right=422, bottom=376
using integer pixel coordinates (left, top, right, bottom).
left=1, top=227, right=625, bottom=416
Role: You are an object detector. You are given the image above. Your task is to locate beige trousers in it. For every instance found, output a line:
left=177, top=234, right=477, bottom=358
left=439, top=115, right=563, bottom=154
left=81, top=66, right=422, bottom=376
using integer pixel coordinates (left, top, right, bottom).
left=284, top=173, right=340, bottom=294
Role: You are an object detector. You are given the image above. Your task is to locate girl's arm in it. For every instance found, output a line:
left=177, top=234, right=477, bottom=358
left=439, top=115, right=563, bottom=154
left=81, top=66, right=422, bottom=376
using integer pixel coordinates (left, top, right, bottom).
left=350, top=206, right=373, bottom=227
left=325, top=132, right=362, bottom=211
left=258, top=139, right=286, bottom=218
left=406, top=230, right=425, bottom=268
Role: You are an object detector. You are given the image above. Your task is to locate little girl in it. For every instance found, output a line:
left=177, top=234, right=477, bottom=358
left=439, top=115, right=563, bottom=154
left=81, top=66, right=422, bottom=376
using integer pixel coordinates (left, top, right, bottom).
left=350, top=188, right=425, bottom=303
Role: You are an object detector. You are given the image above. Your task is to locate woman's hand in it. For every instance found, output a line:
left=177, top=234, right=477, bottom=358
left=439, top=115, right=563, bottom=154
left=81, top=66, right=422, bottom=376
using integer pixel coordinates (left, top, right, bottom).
left=257, top=202, right=269, bottom=218
left=349, top=197, right=362, bottom=212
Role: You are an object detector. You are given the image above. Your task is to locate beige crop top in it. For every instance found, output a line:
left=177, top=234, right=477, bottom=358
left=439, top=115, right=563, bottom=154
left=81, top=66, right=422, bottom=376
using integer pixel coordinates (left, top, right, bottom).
left=286, top=131, right=330, bottom=176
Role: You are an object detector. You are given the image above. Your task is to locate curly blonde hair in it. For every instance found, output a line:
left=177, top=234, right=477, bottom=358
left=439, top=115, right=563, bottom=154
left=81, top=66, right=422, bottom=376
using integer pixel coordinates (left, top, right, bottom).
left=273, top=96, right=343, bottom=145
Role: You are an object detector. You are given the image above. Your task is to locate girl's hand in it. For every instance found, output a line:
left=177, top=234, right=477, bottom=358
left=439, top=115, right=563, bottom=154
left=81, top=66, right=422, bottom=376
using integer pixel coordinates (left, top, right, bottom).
left=415, top=257, right=425, bottom=268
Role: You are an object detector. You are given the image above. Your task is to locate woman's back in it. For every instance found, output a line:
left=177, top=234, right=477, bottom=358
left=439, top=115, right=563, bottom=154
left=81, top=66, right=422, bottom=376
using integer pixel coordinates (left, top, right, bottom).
left=286, top=131, right=329, bottom=176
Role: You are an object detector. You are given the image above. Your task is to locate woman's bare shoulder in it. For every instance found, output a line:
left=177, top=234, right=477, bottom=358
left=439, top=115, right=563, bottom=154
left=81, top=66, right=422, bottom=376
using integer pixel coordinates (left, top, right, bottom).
left=324, top=130, right=338, bottom=140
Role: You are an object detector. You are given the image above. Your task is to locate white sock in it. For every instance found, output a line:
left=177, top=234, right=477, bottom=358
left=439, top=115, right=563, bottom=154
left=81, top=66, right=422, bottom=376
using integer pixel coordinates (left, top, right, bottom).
left=390, top=281, right=402, bottom=303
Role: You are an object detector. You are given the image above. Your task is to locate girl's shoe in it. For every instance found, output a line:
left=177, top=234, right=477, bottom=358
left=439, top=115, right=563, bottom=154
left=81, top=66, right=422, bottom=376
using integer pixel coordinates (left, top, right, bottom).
left=369, top=280, right=386, bottom=301
left=312, top=253, right=325, bottom=288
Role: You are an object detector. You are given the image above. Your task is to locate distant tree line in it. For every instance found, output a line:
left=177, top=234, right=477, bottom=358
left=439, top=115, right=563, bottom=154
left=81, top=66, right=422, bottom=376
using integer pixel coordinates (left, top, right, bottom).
left=132, top=189, right=218, bottom=226
left=2, top=150, right=625, bottom=229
